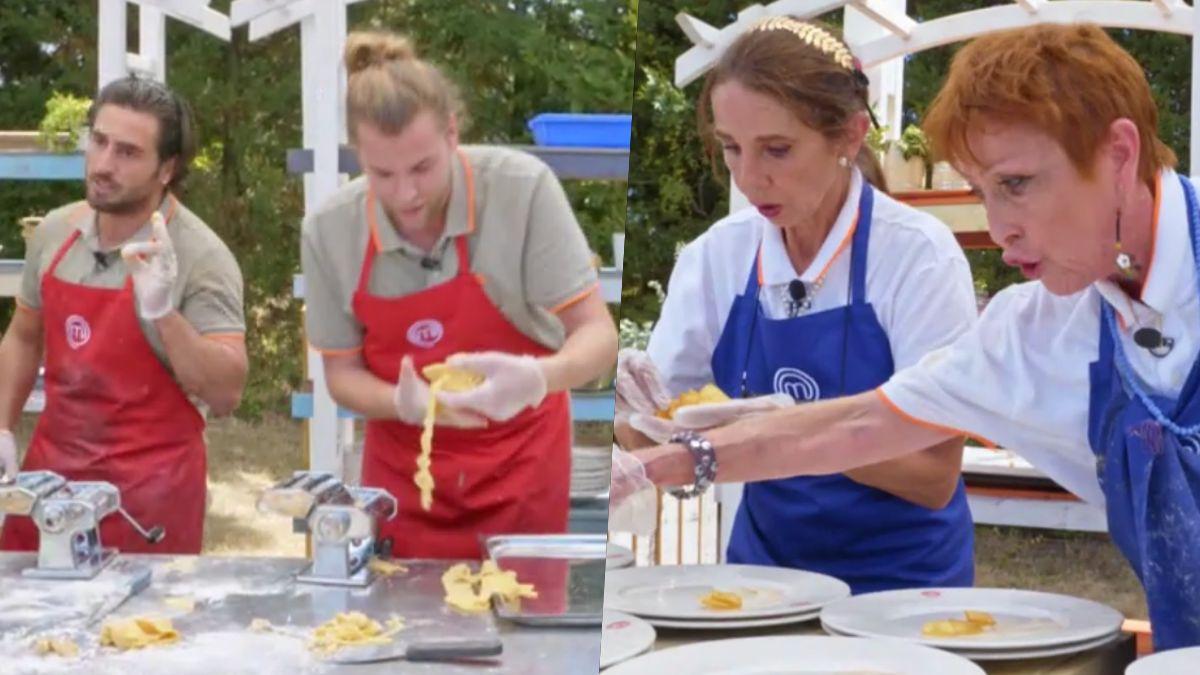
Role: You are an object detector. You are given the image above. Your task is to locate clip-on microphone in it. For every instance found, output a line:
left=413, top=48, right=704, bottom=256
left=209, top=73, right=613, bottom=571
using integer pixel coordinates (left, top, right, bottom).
left=786, top=279, right=808, bottom=317
left=1133, top=327, right=1174, bottom=358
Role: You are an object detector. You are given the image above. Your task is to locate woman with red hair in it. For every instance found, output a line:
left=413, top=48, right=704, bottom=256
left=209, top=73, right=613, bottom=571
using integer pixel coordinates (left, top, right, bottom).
left=614, top=23, right=1200, bottom=649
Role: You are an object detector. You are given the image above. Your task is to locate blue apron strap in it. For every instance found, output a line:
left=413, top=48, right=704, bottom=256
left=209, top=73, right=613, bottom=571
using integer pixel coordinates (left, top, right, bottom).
left=733, top=239, right=765, bottom=398
left=1172, top=174, right=1200, bottom=408
left=849, top=184, right=875, bottom=306
left=743, top=243, right=763, bottom=295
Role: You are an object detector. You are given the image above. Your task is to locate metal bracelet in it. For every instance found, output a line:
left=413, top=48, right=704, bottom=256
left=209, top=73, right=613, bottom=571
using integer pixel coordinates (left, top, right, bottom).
left=666, top=430, right=717, bottom=500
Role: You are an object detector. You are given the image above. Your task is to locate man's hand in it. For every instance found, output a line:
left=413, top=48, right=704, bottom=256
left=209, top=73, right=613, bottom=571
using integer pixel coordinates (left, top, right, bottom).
left=0, top=430, right=19, bottom=482
left=121, top=213, right=177, bottom=320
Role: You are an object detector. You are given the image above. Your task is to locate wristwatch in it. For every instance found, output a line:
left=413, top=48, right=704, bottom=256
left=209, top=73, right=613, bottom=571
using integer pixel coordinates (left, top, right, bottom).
left=666, top=430, right=717, bottom=499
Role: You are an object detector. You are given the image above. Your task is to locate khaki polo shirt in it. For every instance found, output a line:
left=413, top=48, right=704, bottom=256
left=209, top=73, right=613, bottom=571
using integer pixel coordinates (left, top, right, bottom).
left=301, top=144, right=599, bottom=353
left=19, top=197, right=246, bottom=369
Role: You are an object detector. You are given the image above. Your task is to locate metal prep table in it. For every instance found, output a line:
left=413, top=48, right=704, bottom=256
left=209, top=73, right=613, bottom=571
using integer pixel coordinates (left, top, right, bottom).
left=0, top=553, right=602, bottom=675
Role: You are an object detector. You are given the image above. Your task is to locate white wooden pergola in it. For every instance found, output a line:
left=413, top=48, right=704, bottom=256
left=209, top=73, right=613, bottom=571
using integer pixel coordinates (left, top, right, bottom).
left=97, top=0, right=232, bottom=87
left=617, top=0, right=1199, bottom=567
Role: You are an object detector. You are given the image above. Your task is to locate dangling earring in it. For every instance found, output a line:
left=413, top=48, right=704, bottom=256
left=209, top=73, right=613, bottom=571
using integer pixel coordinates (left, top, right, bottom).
left=1114, top=209, right=1135, bottom=278
left=837, top=156, right=850, bottom=168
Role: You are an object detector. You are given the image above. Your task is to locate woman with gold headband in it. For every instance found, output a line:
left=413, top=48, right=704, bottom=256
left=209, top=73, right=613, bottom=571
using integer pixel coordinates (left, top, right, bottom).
left=301, top=32, right=617, bottom=558
left=614, top=23, right=1200, bottom=648
left=614, top=17, right=977, bottom=593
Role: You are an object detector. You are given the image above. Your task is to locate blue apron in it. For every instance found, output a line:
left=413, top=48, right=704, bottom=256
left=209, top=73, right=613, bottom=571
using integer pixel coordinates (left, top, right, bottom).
left=1088, top=173, right=1200, bottom=649
left=712, top=184, right=975, bottom=594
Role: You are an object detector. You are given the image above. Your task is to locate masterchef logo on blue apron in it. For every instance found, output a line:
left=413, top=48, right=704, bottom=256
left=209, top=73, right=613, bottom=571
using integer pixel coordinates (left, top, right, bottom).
left=773, top=367, right=820, bottom=402
left=1181, top=433, right=1200, bottom=455
left=65, top=314, right=91, bottom=350
left=406, top=319, right=444, bottom=348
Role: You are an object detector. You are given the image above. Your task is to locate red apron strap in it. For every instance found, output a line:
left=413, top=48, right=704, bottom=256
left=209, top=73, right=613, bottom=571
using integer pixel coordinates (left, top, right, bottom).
left=453, top=149, right=476, bottom=279
left=357, top=189, right=383, bottom=295
left=45, top=230, right=82, bottom=278
left=46, top=195, right=181, bottom=287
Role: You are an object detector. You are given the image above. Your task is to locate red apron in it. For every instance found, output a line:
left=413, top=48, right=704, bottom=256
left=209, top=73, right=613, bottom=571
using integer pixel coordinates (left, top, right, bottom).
left=0, top=200, right=207, bottom=554
left=354, top=152, right=571, bottom=561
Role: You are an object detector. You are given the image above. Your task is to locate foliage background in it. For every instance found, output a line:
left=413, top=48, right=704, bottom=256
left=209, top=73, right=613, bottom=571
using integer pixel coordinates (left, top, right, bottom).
left=0, top=0, right=635, bottom=418
left=622, top=0, right=1191, bottom=332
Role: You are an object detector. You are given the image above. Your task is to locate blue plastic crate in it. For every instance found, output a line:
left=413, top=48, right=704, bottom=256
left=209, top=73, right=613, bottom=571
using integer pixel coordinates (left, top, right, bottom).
left=527, top=113, right=631, bottom=149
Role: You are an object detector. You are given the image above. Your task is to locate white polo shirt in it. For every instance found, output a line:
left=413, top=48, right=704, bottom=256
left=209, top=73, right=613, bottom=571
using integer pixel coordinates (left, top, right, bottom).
left=647, top=168, right=979, bottom=401
left=880, top=170, right=1200, bottom=507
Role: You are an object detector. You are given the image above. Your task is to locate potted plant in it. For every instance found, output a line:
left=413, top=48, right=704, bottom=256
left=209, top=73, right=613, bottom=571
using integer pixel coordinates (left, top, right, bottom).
left=896, top=124, right=931, bottom=189
left=38, top=92, right=92, bottom=153
left=865, top=124, right=891, bottom=162
left=19, top=216, right=43, bottom=241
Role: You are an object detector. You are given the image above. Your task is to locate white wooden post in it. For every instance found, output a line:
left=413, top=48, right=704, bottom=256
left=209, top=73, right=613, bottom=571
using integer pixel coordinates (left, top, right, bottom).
left=301, top=2, right=350, bottom=476
left=98, top=0, right=129, bottom=89
left=136, top=6, right=168, bottom=82
left=234, top=0, right=365, bottom=478
left=845, top=0, right=906, bottom=138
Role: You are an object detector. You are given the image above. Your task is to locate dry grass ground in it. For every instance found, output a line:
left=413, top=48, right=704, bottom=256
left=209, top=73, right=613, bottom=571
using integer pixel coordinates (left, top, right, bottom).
left=12, top=414, right=1147, bottom=620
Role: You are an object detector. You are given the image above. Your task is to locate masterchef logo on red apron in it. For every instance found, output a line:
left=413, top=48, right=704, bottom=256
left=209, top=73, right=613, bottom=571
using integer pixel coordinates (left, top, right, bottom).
left=406, top=319, right=444, bottom=348
left=773, top=367, right=820, bottom=402
left=65, top=314, right=91, bottom=350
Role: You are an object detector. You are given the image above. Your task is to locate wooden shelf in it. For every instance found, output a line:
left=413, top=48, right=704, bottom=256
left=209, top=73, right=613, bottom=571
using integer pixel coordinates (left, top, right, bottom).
left=0, top=131, right=70, bottom=152
left=890, top=188, right=976, bottom=206
left=893, top=189, right=996, bottom=249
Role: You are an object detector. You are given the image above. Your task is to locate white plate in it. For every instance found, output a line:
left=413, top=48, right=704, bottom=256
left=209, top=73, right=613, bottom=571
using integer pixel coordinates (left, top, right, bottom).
left=1126, top=646, right=1200, bottom=674
left=821, top=588, right=1125, bottom=650
left=646, top=609, right=820, bottom=630
left=608, top=543, right=635, bottom=570
left=603, top=635, right=986, bottom=675
left=823, top=622, right=1122, bottom=661
left=606, top=564, right=850, bottom=621
left=601, top=610, right=657, bottom=669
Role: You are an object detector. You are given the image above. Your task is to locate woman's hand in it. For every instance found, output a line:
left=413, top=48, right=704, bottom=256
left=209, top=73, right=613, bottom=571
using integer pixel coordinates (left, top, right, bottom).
left=672, top=393, right=795, bottom=429
left=609, top=445, right=659, bottom=536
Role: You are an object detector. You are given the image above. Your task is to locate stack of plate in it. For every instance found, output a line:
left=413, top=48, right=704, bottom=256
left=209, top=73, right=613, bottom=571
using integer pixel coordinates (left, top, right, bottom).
left=570, top=445, right=612, bottom=497
left=820, top=588, right=1126, bottom=662
left=604, top=564, right=850, bottom=630
left=1126, top=646, right=1200, bottom=674
left=607, top=542, right=634, bottom=570
left=600, top=610, right=657, bottom=669
left=604, top=635, right=985, bottom=674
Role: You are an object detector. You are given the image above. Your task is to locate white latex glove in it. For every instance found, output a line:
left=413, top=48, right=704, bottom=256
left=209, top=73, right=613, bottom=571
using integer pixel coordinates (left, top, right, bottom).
left=0, top=430, right=17, bottom=483
left=616, top=348, right=680, bottom=445
left=434, top=352, right=548, bottom=422
left=672, top=393, right=795, bottom=430
left=393, top=356, right=486, bottom=428
left=608, top=445, right=658, bottom=536
left=120, top=212, right=177, bottom=320
left=627, top=413, right=678, bottom=445
left=615, top=348, right=672, bottom=420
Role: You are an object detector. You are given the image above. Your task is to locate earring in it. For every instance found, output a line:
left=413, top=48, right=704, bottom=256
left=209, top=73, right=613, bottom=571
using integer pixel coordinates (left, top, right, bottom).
left=837, top=156, right=850, bottom=168
left=1114, top=209, right=1135, bottom=278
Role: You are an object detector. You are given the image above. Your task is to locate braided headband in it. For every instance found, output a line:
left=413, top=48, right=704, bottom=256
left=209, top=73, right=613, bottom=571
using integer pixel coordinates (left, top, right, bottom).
left=749, top=17, right=857, bottom=72
left=747, top=16, right=879, bottom=128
